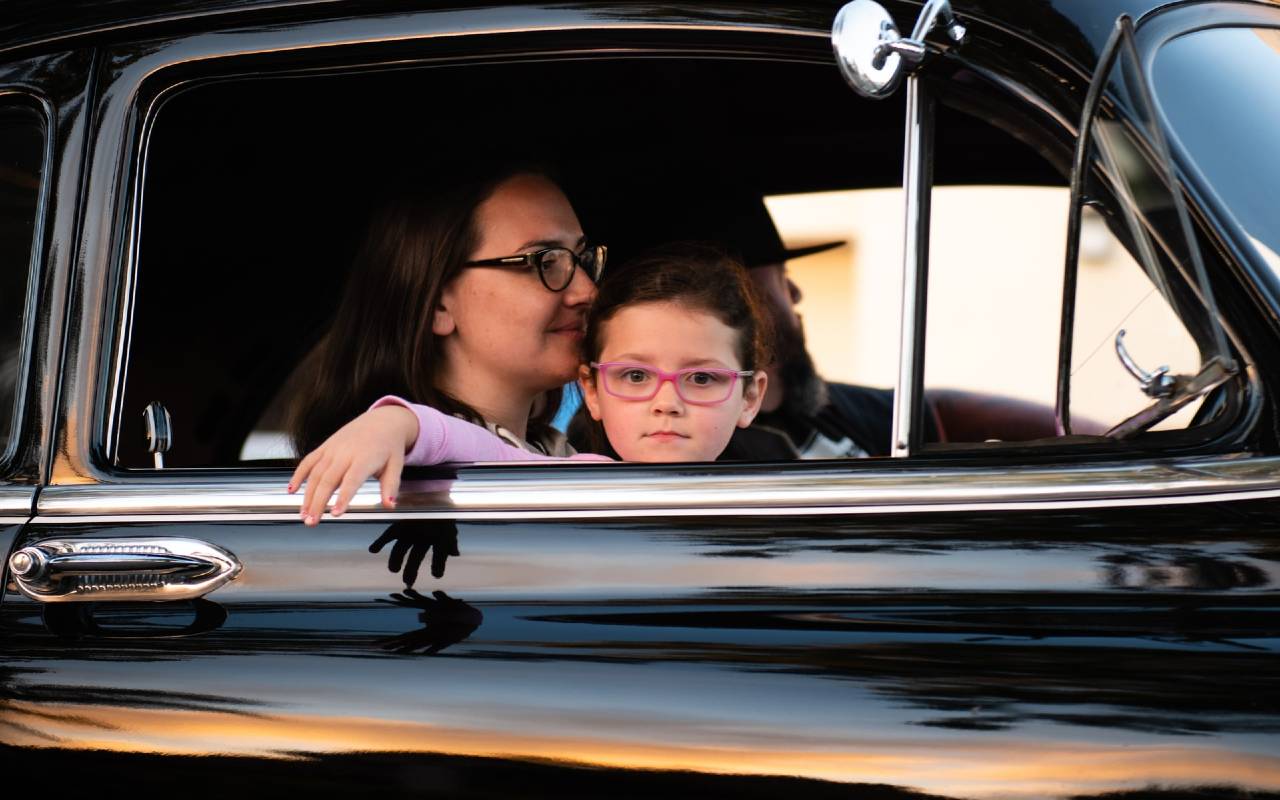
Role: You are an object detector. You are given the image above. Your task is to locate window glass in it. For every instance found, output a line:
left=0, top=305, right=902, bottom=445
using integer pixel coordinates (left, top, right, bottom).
left=770, top=184, right=1069, bottom=412
left=1153, top=26, right=1280, bottom=277
left=771, top=182, right=1082, bottom=446
left=0, top=100, right=46, bottom=463
left=922, top=184, right=1066, bottom=430
left=914, top=101, right=1071, bottom=445
left=1069, top=205, right=1202, bottom=432
left=778, top=100, right=1218, bottom=447
left=1062, top=25, right=1236, bottom=440
left=766, top=187, right=900, bottom=391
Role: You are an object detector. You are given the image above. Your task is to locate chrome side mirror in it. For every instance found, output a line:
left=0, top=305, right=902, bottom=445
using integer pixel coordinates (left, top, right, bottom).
left=832, top=0, right=967, bottom=99
left=832, top=0, right=906, bottom=98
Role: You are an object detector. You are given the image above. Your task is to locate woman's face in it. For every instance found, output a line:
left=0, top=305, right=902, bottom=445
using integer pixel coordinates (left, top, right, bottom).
left=579, top=301, right=767, bottom=462
left=435, top=174, right=596, bottom=398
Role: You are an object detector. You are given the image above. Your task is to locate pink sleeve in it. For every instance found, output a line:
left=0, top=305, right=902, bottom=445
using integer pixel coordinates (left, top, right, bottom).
left=369, top=396, right=612, bottom=465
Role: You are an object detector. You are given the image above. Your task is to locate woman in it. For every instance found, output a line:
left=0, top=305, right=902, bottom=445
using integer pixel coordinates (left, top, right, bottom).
left=290, top=164, right=601, bottom=522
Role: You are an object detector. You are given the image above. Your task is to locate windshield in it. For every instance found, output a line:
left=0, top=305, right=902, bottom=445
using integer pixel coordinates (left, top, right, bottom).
left=1152, top=26, right=1280, bottom=277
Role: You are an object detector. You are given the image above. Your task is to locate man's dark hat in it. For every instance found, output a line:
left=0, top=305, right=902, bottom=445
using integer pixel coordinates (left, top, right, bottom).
left=591, top=183, right=844, bottom=272
left=723, top=192, right=845, bottom=268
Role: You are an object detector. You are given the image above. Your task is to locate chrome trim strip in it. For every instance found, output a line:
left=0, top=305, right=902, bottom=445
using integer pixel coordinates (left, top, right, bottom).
left=0, top=485, right=36, bottom=517
left=965, top=66, right=1077, bottom=138
left=105, top=59, right=164, bottom=465
left=33, top=453, right=1280, bottom=519
left=28, top=485, right=1280, bottom=524
left=891, top=75, right=933, bottom=457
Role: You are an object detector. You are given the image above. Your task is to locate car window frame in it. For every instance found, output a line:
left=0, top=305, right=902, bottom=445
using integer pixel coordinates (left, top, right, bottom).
left=1050, top=12, right=1250, bottom=444
left=886, top=8, right=1260, bottom=456
left=41, top=3, right=1280, bottom=521
left=0, top=89, right=54, bottom=482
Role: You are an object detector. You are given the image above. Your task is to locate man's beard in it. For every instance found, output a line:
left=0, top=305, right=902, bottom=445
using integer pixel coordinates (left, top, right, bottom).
left=772, top=318, right=828, bottom=418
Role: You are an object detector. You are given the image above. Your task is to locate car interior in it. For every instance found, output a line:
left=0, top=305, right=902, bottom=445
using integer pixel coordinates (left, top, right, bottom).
left=117, top=54, right=1240, bottom=469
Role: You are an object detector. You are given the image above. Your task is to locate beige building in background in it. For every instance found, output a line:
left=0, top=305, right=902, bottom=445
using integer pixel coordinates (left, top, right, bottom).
left=766, top=185, right=1203, bottom=434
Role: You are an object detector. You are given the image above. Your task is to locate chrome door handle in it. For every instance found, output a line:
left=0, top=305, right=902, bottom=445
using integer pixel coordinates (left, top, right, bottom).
left=8, top=538, right=242, bottom=602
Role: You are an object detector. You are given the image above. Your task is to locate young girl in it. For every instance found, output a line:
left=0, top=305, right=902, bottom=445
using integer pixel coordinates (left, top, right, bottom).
left=289, top=245, right=771, bottom=524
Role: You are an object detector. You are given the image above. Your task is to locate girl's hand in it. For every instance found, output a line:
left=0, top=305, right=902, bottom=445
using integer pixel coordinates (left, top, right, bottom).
left=287, top=405, right=419, bottom=525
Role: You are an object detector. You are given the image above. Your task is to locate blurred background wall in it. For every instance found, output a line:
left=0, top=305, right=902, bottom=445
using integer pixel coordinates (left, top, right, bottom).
left=767, top=186, right=1202, bottom=431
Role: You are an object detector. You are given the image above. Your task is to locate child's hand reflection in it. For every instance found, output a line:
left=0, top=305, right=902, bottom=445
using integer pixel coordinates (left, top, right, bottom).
left=376, top=588, right=483, bottom=656
left=369, top=520, right=460, bottom=586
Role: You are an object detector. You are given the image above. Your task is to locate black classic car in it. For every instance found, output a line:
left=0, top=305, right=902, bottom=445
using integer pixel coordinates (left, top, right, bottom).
left=2, top=0, right=1279, bottom=796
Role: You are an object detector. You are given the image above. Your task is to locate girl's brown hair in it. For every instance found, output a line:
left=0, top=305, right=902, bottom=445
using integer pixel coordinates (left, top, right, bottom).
left=575, top=242, right=773, bottom=455
left=291, top=163, right=563, bottom=455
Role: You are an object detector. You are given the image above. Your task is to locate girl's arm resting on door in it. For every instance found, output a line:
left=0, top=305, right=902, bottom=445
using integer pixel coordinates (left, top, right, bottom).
left=370, top=396, right=613, bottom=464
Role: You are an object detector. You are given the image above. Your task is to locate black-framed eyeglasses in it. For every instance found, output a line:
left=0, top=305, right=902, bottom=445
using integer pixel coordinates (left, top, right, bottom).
left=463, top=244, right=607, bottom=292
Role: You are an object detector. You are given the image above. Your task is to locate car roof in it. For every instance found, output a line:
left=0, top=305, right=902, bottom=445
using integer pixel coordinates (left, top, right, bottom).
left=1, top=0, right=1198, bottom=67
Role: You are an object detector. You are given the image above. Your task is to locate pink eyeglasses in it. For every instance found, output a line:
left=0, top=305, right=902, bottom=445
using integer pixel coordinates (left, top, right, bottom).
left=591, top=361, right=754, bottom=405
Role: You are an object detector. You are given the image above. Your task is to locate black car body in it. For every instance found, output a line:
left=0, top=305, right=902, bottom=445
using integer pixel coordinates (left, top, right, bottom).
left=1, top=1, right=1279, bottom=797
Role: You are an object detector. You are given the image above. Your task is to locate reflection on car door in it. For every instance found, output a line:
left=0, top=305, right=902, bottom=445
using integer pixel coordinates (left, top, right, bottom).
left=5, top=497, right=1280, bottom=795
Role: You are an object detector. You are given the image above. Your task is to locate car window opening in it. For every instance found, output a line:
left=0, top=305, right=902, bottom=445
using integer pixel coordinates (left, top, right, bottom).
left=121, top=53, right=1228, bottom=471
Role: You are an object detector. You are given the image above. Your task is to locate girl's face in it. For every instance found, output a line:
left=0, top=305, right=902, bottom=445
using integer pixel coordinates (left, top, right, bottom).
left=434, top=174, right=596, bottom=397
left=580, top=301, right=767, bottom=462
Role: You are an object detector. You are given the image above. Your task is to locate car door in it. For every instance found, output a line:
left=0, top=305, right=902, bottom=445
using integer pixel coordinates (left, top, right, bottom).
left=4, top=3, right=1280, bottom=797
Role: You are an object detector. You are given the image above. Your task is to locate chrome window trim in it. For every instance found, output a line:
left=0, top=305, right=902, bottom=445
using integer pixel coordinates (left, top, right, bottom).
left=34, top=452, right=1280, bottom=519
left=890, top=73, right=933, bottom=457
left=959, top=65, right=1078, bottom=138
left=0, top=485, right=36, bottom=517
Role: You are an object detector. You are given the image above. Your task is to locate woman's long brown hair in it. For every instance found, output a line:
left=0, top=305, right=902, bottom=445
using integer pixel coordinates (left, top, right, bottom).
left=291, top=164, right=562, bottom=455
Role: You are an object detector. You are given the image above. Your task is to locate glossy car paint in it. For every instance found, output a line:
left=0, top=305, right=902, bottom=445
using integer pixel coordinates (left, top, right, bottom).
left=2, top=1, right=1279, bottom=797
left=4, top=506, right=1278, bottom=797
